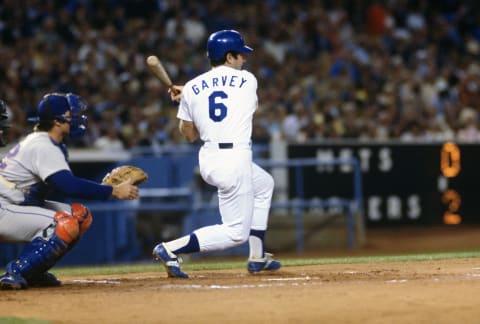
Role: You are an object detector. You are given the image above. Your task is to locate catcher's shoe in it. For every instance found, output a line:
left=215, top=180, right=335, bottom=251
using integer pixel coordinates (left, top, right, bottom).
left=247, top=253, right=282, bottom=273
left=152, top=243, right=189, bottom=279
left=27, top=272, right=62, bottom=288
left=0, top=272, right=28, bottom=290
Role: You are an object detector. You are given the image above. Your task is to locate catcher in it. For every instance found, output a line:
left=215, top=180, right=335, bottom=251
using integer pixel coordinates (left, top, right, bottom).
left=0, top=93, right=144, bottom=290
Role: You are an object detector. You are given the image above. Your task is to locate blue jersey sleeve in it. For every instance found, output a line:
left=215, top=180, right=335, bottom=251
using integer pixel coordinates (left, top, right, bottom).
left=46, top=170, right=113, bottom=200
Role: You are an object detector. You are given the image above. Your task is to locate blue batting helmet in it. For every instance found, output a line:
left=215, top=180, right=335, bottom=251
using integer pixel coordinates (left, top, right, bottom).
left=207, top=30, right=253, bottom=61
left=29, top=93, right=89, bottom=138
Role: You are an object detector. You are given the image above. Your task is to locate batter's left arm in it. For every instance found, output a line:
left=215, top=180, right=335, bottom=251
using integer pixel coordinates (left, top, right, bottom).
left=179, top=119, right=199, bottom=143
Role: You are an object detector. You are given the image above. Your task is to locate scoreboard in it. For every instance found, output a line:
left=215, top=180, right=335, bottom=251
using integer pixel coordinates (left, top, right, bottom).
left=288, top=142, right=477, bottom=225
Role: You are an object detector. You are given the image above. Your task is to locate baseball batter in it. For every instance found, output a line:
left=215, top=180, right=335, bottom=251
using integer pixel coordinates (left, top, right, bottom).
left=0, top=93, right=139, bottom=290
left=153, top=30, right=281, bottom=278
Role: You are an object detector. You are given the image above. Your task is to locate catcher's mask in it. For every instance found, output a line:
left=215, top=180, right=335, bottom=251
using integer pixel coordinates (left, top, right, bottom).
left=28, top=92, right=88, bottom=138
left=207, top=30, right=253, bottom=61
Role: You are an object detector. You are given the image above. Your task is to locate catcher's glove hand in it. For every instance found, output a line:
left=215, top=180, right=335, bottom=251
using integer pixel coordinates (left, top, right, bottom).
left=102, top=165, right=148, bottom=186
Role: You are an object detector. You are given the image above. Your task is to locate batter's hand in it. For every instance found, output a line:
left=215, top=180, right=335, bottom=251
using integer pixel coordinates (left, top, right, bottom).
left=111, top=178, right=139, bottom=200
left=168, top=85, right=184, bottom=102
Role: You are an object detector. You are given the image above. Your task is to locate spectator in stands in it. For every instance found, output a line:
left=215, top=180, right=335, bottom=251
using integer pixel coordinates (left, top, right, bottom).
left=282, top=102, right=311, bottom=142
left=94, top=128, right=125, bottom=152
left=457, top=107, right=480, bottom=141
left=1, top=1, right=480, bottom=146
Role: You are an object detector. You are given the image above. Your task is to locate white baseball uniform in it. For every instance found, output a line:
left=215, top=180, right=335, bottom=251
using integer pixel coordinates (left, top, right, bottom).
left=177, top=65, right=274, bottom=253
left=0, top=132, right=71, bottom=242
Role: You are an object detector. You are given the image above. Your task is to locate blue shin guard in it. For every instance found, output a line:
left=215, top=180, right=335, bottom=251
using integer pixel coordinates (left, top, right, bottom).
left=6, top=236, right=69, bottom=284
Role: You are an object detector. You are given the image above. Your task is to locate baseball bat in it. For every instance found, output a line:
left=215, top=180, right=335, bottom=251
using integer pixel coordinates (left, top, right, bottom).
left=146, top=55, right=179, bottom=94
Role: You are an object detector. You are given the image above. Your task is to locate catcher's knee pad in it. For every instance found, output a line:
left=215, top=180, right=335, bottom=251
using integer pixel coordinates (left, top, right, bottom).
left=71, top=203, right=92, bottom=235
left=54, top=211, right=80, bottom=244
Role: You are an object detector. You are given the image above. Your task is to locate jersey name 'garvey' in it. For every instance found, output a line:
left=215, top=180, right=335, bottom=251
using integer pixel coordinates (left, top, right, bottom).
left=177, top=65, right=258, bottom=144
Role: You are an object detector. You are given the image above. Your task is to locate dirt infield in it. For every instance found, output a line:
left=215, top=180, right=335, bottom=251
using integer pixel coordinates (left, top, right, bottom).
left=1, top=226, right=480, bottom=324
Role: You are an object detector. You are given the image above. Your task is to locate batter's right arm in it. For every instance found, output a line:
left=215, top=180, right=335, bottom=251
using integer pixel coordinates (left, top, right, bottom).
left=179, top=119, right=199, bottom=143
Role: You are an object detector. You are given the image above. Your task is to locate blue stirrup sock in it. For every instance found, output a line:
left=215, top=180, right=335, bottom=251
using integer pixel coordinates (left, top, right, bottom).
left=6, top=235, right=70, bottom=280
left=172, top=233, right=200, bottom=254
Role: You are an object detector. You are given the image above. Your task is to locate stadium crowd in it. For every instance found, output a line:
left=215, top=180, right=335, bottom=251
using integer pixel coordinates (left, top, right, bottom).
left=1, top=0, right=480, bottom=151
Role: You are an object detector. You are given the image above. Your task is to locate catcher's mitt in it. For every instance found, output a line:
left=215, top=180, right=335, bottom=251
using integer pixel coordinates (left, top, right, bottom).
left=102, top=165, right=148, bottom=186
